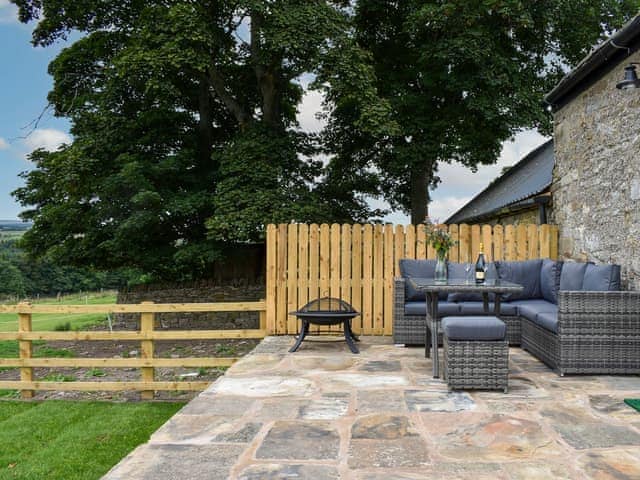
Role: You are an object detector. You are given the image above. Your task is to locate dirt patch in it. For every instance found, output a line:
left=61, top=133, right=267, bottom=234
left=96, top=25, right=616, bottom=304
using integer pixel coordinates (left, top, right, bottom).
left=0, top=322, right=260, bottom=401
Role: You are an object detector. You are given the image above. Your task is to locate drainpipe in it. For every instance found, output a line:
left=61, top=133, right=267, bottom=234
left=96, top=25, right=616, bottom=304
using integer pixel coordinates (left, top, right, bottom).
left=534, top=196, right=551, bottom=224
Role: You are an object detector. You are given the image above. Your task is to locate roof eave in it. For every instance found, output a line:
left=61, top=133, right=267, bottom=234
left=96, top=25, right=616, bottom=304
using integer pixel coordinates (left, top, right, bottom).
left=545, top=15, right=640, bottom=109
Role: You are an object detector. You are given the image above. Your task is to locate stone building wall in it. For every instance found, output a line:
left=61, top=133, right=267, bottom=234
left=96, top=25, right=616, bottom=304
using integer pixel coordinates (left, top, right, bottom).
left=487, top=207, right=540, bottom=227
left=116, top=282, right=265, bottom=330
left=550, top=50, right=640, bottom=289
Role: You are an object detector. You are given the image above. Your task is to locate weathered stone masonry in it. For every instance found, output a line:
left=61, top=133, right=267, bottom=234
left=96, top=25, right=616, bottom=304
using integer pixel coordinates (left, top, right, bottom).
left=116, top=282, right=265, bottom=330
left=550, top=50, right=640, bottom=289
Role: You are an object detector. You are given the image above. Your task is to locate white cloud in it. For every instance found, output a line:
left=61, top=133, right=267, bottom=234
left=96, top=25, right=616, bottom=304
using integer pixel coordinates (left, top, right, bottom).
left=428, top=196, right=473, bottom=223
left=0, top=0, right=18, bottom=23
left=23, top=128, right=72, bottom=153
left=297, top=88, right=326, bottom=134
left=0, top=137, right=8, bottom=150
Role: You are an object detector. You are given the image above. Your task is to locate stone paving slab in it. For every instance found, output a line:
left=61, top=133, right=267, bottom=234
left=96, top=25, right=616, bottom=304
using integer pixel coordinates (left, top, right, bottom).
left=103, top=335, right=640, bottom=479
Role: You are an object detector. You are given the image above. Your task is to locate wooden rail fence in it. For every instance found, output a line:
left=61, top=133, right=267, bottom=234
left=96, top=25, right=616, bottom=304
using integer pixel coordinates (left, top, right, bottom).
left=265, top=223, right=558, bottom=336
left=0, top=301, right=266, bottom=399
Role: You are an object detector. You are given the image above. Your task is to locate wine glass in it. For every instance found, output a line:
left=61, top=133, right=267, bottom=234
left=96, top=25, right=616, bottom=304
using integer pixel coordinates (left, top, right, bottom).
left=464, top=262, right=472, bottom=284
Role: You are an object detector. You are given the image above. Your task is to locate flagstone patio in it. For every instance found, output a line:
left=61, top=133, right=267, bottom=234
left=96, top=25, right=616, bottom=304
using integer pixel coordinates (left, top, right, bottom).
left=104, top=336, right=640, bottom=479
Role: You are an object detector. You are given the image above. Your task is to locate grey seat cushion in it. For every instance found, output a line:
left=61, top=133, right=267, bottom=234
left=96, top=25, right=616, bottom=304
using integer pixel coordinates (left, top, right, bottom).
left=559, top=262, right=589, bottom=291
left=457, top=301, right=518, bottom=316
left=509, top=299, right=558, bottom=321
left=495, top=260, right=543, bottom=301
left=442, top=316, right=506, bottom=341
left=399, top=259, right=437, bottom=301
left=404, top=301, right=461, bottom=317
left=540, top=258, right=563, bottom=304
left=582, top=263, right=621, bottom=291
left=534, top=311, right=559, bottom=333
left=447, top=263, right=497, bottom=302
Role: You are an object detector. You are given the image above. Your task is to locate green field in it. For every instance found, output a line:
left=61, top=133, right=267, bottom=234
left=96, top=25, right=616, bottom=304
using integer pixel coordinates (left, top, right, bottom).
left=0, top=292, right=116, bottom=332
left=0, top=400, right=183, bottom=480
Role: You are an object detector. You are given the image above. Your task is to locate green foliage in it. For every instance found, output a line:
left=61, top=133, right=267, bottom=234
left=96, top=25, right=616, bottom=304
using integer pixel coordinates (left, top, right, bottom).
left=11, top=0, right=378, bottom=282
left=53, top=321, right=71, bottom=331
left=0, top=401, right=184, bottom=479
left=424, top=219, right=457, bottom=256
left=0, top=237, right=135, bottom=297
left=322, top=0, right=640, bottom=222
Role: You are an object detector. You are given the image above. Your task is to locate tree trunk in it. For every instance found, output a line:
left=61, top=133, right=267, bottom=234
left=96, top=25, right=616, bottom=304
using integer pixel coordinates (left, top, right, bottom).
left=259, top=69, right=282, bottom=129
left=251, top=11, right=283, bottom=130
left=410, top=164, right=430, bottom=225
left=196, top=74, right=214, bottom=167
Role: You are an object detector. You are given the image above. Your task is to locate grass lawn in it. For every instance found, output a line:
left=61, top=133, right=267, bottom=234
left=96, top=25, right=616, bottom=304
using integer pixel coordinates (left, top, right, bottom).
left=0, top=400, right=183, bottom=480
left=0, top=292, right=117, bottom=332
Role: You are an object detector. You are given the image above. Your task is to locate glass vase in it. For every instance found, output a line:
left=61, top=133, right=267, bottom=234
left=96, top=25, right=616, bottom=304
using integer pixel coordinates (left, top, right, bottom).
left=434, top=250, right=448, bottom=284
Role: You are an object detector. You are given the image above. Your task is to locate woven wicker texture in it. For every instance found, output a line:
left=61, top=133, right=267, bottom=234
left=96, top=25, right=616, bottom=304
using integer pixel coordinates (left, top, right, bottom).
left=443, top=336, right=509, bottom=392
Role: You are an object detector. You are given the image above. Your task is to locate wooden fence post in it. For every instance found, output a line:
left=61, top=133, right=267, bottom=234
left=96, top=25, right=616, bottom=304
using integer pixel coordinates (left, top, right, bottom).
left=140, top=301, right=155, bottom=400
left=18, top=302, right=33, bottom=399
left=259, top=299, right=267, bottom=331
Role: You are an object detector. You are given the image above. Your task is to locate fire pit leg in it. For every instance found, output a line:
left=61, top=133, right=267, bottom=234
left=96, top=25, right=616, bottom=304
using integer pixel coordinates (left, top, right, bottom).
left=289, top=320, right=309, bottom=353
left=346, top=321, right=360, bottom=342
left=343, top=320, right=360, bottom=354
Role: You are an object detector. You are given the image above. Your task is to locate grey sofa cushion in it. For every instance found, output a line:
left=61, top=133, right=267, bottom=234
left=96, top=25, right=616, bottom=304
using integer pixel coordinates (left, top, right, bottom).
left=405, top=301, right=461, bottom=317
left=582, top=264, right=621, bottom=291
left=535, top=312, right=559, bottom=333
left=442, top=316, right=506, bottom=341
left=457, top=301, right=518, bottom=316
left=399, top=259, right=437, bottom=301
left=447, top=263, right=497, bottom=302
left=509, top=299, right=557, bottom=321
left=495, top=260, right=543, bottom=300
left=559, top=262, right=589, bottom=291
left=540, top=259, right=563, bottom=304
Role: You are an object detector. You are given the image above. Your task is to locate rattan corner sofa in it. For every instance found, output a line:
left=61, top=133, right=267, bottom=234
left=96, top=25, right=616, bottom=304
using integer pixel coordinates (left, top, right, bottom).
left=393, top=259, right=640, bottom=376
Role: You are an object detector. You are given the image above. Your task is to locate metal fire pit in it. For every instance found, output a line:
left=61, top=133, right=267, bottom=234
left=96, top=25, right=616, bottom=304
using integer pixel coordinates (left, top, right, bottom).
left=289, top=297, right=360, bottom=354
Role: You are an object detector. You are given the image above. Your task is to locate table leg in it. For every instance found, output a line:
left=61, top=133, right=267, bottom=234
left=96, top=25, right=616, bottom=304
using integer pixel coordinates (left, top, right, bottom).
left=483, top=292, right=490, bottom=313
left=430, top=292, right=440, bottom=378
left=425, top=294, right=432, bottom=358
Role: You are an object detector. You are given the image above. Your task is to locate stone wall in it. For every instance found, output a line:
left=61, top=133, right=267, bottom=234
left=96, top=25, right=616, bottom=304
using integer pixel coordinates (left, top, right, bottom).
left=116, top=282, right=265, bottom=330
left=551, top=50, right=640, bottom=289
left=487, top=207, right=540, bottom=227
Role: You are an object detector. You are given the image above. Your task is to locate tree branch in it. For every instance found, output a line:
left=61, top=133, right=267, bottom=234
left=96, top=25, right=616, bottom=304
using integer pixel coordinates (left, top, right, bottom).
left=207, top=66, right=251, bottom=127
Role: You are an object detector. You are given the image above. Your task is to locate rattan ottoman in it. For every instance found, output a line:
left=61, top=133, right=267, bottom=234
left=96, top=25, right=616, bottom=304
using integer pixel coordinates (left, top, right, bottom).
left=442, top=316, right=509, bottom=393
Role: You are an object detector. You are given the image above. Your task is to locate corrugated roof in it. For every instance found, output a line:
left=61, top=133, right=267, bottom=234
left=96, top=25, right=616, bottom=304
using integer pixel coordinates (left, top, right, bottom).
left=446, top=140, right=554, bottom=224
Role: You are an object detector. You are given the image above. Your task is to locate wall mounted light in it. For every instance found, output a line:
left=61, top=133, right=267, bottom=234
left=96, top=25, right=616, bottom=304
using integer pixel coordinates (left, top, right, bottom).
left=616, top=63, right=640, bottom=89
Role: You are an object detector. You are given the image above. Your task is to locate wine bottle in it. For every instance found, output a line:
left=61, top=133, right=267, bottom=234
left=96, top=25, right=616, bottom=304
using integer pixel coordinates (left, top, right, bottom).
left=475, top=243, right=486, bottom=284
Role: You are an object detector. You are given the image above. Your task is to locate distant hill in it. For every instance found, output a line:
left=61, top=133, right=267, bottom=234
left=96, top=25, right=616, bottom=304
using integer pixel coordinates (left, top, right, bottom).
left=0, top=220, right=32, bottom=231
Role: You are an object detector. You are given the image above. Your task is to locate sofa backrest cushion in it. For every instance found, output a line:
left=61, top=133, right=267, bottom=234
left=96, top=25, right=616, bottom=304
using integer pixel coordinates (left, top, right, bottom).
left=540, top=259, right=563, bottom=304
left=447, top=263, right=497, bottom=302
left=582, top=263, right=621, bottom=291
left=559, top=262, right=589, bottom=291
left=495, top=259, right=543, bottom=301
left=399, top=259, right=437, bottom=301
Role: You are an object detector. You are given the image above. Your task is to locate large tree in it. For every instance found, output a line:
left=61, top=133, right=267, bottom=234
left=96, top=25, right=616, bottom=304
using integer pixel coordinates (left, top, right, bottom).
left=12, top=1, right=388, bottom=280
left=322, top=0, right=640, bottom=224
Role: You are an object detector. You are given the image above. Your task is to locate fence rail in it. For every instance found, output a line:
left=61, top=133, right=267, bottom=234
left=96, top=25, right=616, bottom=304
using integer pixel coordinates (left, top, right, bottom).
left=0, top=301, right=266, bottom=399
left=265, top=223, right=559, bottom=336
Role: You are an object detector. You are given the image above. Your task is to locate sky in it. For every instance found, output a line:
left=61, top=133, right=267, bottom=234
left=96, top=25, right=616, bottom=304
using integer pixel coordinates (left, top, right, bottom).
left=0, top=1, right=548, bottom=223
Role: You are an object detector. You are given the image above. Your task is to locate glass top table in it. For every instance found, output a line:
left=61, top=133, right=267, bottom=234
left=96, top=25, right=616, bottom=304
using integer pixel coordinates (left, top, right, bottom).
left=408, top=278, right=524, bottom=378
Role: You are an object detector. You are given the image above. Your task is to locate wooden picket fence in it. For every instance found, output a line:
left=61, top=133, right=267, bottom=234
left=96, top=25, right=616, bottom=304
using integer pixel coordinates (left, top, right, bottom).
left=0, top=301, right=266, bottom=398
left=265, top=223, right=558, bottom=336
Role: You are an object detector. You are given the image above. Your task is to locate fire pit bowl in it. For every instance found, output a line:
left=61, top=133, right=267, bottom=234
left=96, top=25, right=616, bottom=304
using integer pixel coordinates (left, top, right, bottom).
left=289, top=297, right=360, bottom=353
